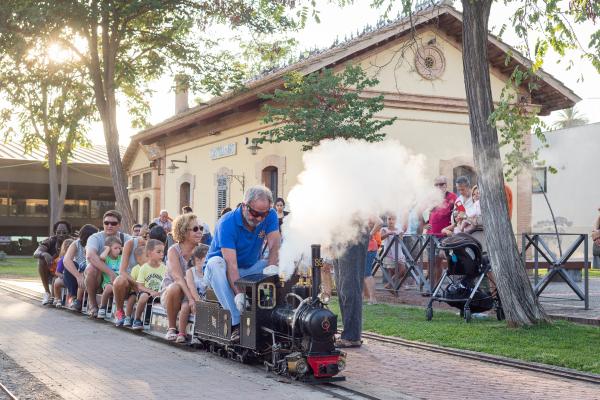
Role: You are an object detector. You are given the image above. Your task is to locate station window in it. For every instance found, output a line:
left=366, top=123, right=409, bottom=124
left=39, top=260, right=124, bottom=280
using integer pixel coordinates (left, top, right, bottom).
left=216, top=175, right=229, bottom=220
left=142, top=172, right=152, bottom=189
left=532, top=167, right=547, bottom=193
left=131, top=175, right=140, bottom=190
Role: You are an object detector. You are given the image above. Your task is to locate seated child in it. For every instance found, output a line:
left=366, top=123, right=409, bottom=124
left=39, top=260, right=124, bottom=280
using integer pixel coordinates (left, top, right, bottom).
left=121, top=246, right=147, bottom=327
left=53, top=238, right=74, bottom=308
left=132, top=239, right=166, bottom=330
left=98, top=236, right=122, bottom=318
left=178, top=244, right=210, bottom=343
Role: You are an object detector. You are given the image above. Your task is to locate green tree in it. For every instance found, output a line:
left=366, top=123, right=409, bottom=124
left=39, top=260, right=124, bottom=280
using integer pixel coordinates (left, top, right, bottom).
left=553, top=107, right=589, bottom=129
left=258, top=64, right=396, bottom=150
left=1, top=0, right=317, bottom=229
left=0, top=33, right=93, bottom=234
left=342, top=0, right=599, bottom=326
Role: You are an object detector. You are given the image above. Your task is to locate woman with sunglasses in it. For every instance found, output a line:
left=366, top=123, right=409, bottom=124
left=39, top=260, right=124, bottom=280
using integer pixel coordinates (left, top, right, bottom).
left=160, top=213, right=203, bottom=341
left=204, top=185, right=281, bottom=343
left=113, top=225, right=167, bottom=326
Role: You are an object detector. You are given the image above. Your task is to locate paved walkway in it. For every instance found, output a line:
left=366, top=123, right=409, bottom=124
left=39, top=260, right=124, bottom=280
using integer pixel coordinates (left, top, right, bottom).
left=0, top=291, right=333, bottom=400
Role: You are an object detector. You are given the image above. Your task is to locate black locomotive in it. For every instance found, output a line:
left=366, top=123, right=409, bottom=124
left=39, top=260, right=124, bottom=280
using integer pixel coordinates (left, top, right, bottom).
left=193, top=244, right=346, bottom=382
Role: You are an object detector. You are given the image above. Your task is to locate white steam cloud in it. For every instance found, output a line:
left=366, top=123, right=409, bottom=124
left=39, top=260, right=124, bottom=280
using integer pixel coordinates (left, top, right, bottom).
left=279, top=139, right=442, bottom=279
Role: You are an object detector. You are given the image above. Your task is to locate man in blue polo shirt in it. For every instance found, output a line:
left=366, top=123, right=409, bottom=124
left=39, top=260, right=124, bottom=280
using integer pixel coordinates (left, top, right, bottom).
left=204, top=185, right=281, bottom=342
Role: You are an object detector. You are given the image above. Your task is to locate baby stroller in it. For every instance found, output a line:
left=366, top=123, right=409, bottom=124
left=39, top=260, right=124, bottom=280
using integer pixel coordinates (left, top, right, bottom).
left=426, top=233, right=504, bottom=322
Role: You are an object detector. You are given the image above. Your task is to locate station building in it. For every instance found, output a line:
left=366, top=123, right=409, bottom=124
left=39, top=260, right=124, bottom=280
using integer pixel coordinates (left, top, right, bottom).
left=123, top=5, right=579, bottom=232
left=0, top=142, right=118, bottom=254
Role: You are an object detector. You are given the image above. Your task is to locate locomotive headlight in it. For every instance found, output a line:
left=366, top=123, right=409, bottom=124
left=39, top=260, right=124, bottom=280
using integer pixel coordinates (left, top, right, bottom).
left=296, top=358, right=309, bottom=375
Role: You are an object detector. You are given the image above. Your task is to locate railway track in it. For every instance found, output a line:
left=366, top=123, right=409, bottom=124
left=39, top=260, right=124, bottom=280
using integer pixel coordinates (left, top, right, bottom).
left=2, top=281, right=599, bottom=398
left=0, top=381, right=19, bottom=400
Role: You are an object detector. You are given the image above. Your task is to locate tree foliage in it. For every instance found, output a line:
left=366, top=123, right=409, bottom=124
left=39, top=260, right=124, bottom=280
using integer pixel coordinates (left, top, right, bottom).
left=0, top=0, right=319, bottom=229
left=258, top=64, right=396, bottom=150
left=0, top=24, right=94, bottom=233
left=553, top=106, right=589, bottom=129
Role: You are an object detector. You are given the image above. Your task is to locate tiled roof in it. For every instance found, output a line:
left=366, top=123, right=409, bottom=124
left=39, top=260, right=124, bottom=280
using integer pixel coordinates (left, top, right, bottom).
left=0, top=141, right=125, bottom=165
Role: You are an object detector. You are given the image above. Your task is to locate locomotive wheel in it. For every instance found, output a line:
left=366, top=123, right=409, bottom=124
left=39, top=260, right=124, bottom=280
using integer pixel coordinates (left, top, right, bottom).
left=425, top=307, right=433, bottom=321
left=464, top=308, right=472, bottom=323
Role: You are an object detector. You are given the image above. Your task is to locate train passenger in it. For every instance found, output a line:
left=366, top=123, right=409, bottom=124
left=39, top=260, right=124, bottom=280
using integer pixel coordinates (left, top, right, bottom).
left=204, top=185, right=281, bottom=342
left=131, top=224, right=143, bottom=237
left=33, top=220, right=73, bottom=305
left=132, top=239, right=166, bottom=331
left=120, top=246, right=147, bottom=327
left=113, top=225, right=166, bottom=326
left=97, top=236, right=123, bottom=318
left=84, top=210, right=131, bottom=318
left=62, top=224, right=99, bottom=311
left=52, top=238, right=74, bottom=308
left=160, top=213, right=202, bottom=341
left=176, top=244, right=209, bottom=343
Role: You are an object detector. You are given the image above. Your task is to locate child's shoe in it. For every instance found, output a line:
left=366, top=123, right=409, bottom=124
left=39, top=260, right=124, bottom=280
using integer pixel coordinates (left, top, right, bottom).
left=132, top=319, right=143, bottom=330
left=97, top=307, right=107, bottom=319
left=123, top=316, right=133, bottom=327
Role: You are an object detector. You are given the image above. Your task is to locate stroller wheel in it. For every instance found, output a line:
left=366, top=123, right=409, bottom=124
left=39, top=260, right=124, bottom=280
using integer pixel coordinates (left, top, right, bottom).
left=496, top=306, right=505, bottom=321
left=464, top=308, right=472, bottom=323
left=426, top=307, right=433, bottom=321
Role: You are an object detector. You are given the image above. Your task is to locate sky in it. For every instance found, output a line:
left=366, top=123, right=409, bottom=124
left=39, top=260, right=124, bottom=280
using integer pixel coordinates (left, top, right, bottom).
left=79, top=1, right=599, bottom=146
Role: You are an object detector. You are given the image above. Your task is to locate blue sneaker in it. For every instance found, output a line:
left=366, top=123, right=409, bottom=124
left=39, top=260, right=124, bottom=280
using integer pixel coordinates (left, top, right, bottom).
left=123, top=316, right=132, bottom=327
left=114, top=309, right=125, bottom=327
left=132, top=319, right=143, bottom=331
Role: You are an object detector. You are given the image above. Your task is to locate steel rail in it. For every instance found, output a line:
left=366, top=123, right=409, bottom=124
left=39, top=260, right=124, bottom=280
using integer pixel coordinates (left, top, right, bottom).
left=361, top=331, right=600, bottom=385
left=0, top=381, right=19, bottom=400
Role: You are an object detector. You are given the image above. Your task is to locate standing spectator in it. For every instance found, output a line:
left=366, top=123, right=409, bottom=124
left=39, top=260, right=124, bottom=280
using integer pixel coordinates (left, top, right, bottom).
left=84, top=210, right=131, bottom=318
left=131, top=224, right=143, bottom=237
left=274, top=197, right=289, bottom=231
left=380, top=214, right=406, bottom=291
left=153, top=210, right=173, bottom=233
left=364, top=218, right=382, bottom=304
left=200, top=223, right=212, bottom=246
left=504, top=183, right=513, bottom=220
left=33, top=220, right=73, bottom=305
left=181, top=206, right=193, bottom=214
left=334, top=222, right=371, bottom=348
left=453, top=176, right=476, bottom=221
left=424, top=176, right=457, bottom=290
left=592, top=208, right=600, bottom=269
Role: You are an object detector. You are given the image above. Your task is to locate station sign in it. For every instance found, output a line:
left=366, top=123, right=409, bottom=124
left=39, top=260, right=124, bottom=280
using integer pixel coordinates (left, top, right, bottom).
left=210, top=143, right=237, bottom=160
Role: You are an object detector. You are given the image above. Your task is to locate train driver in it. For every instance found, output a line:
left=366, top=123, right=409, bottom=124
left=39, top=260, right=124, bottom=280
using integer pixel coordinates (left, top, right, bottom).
left=204, top=185, right=281, bottom=342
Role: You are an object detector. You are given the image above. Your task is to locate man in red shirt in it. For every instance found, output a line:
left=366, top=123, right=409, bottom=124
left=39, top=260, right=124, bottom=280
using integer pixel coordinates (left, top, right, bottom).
left=424, top=176, right=457, bottom=291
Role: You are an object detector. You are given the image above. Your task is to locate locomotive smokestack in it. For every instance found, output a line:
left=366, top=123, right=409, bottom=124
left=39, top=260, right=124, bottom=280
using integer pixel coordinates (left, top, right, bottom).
left=311, top=244, right=322, bottom=301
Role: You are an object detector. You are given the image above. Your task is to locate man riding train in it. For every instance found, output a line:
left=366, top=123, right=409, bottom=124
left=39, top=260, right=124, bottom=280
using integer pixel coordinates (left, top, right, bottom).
left=204, top=185, right=281, bottom=342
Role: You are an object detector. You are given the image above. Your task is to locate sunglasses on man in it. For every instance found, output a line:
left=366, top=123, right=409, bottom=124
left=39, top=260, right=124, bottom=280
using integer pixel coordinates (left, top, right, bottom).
left=103, top=220, right=119, bottom=226
left=246, top=204, right=269, bottom=219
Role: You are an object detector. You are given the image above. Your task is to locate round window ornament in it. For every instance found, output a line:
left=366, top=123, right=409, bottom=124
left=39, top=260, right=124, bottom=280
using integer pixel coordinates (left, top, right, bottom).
left=415, top=46, right=445, bottom=80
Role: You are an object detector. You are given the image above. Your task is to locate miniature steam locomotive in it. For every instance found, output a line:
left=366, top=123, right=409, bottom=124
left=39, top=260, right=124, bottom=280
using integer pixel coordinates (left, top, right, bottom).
left=146, top=244, right=346, bottom=382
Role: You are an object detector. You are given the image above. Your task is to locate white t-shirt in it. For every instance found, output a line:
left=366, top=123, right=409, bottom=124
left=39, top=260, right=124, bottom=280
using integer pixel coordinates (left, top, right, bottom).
left=454, top=194, right=477, bottom=222
left=85, top=231, right=132, bottom=263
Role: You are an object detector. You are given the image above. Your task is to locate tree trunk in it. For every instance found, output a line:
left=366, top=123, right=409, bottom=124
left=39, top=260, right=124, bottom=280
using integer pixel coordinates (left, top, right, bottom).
left=47, top=144, right=59, bottom=235
left=57, top=151, right=69, bottom=223
left=100, top=96, right=134, bottom=231
left=461, top=0, right=549, bottom=326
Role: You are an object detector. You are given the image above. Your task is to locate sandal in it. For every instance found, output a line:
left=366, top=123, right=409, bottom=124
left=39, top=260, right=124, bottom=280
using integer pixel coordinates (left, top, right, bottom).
left=87, top=307, right=98, bottom=318
left=175, top=333, right=187, bottom=343
left=335, top=338, right=362, bottom=348
left=165, top=328, right=177, bottom=341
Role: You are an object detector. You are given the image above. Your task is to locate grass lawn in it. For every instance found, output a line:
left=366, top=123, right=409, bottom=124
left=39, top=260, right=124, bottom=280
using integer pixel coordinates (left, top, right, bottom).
left=329, top=300, right=600, bottom=374
left=530, top=268, right=600, bottom=279
left=0, top=257, right=39, bottom=278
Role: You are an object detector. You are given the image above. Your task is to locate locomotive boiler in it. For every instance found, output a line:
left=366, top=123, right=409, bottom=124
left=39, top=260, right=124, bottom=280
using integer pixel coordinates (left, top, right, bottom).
left=193, top=244, right=346, bottom=382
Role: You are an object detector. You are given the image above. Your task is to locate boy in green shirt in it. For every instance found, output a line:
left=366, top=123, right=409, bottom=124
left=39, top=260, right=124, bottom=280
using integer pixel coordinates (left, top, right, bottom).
left=132, top=239, right=166, bottom=330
